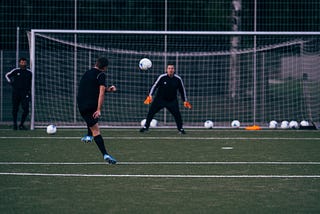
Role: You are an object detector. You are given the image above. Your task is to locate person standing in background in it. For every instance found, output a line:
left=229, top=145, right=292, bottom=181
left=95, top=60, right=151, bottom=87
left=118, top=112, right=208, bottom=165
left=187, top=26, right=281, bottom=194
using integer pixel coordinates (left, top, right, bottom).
left=5, top=57, right=32, bottom=130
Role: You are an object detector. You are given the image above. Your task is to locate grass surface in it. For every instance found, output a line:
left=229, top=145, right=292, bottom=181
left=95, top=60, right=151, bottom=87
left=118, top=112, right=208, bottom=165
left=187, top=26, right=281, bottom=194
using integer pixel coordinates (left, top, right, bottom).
left=0, top=128, right=320, bottom=213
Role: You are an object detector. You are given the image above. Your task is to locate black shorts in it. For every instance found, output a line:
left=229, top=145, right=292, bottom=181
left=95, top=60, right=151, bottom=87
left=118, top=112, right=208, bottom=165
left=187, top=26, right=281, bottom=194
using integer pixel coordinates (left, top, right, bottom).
left=79, top=109, right=99, bottom=127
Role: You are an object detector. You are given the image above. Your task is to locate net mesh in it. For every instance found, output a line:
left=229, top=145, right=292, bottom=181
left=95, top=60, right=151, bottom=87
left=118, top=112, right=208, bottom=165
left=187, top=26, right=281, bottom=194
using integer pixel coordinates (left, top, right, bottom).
left=30, top=31, right=320, bottom=128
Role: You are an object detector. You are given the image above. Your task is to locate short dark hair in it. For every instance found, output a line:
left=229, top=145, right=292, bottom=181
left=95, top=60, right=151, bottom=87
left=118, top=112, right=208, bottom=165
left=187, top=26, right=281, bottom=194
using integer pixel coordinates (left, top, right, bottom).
left=167, top=63, right=175, bottom=67
left=96, top=56, right=109, bottom=69
left=19, top=57, right=27, bottom=62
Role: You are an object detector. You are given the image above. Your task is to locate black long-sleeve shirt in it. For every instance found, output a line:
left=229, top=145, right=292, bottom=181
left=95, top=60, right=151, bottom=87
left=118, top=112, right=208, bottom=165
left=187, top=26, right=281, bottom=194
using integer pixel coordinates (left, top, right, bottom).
left=148, top=74, right=188, bottom=102
left=5, top=68, right=32, bottom=93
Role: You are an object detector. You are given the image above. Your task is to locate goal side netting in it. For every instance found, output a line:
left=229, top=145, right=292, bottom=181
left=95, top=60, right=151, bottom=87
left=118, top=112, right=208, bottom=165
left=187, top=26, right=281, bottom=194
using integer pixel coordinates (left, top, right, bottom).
left=28, top=30, right=320, bottom=129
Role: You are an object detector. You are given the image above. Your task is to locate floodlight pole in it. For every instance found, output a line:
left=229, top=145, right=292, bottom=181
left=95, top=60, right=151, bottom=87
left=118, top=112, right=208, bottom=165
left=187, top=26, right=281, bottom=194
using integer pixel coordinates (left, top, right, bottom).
left=230, top=0, right=241, bottom=99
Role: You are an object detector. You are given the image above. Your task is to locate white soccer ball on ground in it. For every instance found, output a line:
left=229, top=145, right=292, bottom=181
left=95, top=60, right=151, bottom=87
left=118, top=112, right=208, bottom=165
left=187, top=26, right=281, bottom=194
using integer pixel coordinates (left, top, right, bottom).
left=140, top=119, right=158, bottom=128
left=269, top=120, right=278, bottom=129
left=300, top=120, right=309, bottom=127
left=140, top=119, right=147, bottom=127
left=231, top=120, right=240, bottom=128
left=289, top=120, right=299, bottom=129
left=46, top=124, right=57, bottom=134
left=139, top=58, right=152, bottom=70
left=280, top=121, right=289, bottom=129
left=150, top=119, right=158, bottom=128
left=204, top=120, right=214, bottom=129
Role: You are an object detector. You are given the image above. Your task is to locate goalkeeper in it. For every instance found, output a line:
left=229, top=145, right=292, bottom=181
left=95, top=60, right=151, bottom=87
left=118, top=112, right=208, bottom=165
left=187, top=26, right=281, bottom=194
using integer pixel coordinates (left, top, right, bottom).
left=140, top=63, right=192, bottom=134
left=5, top=57, right=32, bottom=130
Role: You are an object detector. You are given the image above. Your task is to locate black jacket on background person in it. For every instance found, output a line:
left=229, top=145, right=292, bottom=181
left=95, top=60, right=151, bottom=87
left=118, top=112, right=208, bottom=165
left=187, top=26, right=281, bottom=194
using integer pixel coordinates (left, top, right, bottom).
left=5, top=62, right=32, bottom=130
left=5, top=67, right=32, bottom=94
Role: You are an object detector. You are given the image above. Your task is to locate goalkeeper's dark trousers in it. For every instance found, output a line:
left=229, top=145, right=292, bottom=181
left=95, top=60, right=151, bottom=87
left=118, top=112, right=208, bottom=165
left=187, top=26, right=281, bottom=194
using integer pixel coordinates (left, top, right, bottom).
left=12, top=91, right=30, bottom=126
left=145, top=98, right=183, bottom=130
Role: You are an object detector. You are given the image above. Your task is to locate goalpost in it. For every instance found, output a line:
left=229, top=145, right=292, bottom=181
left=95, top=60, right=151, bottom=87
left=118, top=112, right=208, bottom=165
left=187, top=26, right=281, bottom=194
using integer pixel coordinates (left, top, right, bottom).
left=29, top=30, right=320, bottom=129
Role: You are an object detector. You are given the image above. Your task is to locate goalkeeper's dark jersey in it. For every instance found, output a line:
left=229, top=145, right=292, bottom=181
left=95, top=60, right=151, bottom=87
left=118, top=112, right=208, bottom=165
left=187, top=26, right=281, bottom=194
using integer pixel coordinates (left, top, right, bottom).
left=149, top=74, right=187, bottom=102
left=77, top=68, right=106, bottom=111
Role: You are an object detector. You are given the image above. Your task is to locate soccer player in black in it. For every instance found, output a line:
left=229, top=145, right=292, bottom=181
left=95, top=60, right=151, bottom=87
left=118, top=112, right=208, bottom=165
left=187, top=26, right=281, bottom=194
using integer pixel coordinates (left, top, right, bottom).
left=5, top=57, right=32, bottom=130
left=77, top=56, right=117, bottom=164
left=140, top=63, right=192, bottom=134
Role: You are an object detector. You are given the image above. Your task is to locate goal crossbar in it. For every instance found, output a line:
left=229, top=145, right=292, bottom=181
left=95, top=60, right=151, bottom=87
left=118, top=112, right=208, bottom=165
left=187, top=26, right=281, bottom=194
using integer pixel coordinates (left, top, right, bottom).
left=31, top=29, right=320, bottom=35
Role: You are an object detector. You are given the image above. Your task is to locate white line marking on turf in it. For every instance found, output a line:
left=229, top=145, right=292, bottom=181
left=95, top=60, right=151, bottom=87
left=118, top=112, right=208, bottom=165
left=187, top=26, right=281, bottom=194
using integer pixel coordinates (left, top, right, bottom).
left=1, top=161, right=320, bottom=165
left=222, top=147, right=233, bottom=150
left=1, top=136, right=320, bottom=140
left=0, top=172, right=319, bottom=178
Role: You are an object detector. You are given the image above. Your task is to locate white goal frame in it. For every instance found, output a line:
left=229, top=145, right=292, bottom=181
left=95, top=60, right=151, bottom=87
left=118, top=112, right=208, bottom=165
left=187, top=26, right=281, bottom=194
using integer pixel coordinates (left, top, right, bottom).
left=29, top=30, right=320, bottom=130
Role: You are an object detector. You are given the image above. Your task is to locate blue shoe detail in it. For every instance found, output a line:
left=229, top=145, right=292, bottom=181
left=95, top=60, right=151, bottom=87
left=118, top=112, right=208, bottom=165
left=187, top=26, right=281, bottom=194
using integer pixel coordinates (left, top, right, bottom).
left=104, top=154, right=117, bottom=164
left=81, top=135, right=93, bottom=143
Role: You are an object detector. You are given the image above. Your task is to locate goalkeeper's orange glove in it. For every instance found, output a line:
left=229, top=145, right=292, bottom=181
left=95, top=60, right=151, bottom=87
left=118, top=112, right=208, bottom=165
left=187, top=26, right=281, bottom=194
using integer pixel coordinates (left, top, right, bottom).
left=184, top=101, right=192, bottom=109
left=144, top=95, right=152, bottom=104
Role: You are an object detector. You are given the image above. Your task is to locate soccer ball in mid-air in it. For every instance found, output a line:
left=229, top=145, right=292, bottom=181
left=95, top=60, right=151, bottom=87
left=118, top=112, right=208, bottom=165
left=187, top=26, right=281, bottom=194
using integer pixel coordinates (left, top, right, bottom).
left=269, top=120, right=278, bottom=129
left=280, top=121, right=289, bottom=129
left=46, top=124, right=57, bottom=134
left=204, top=120, right=214, bottom=129
left=139, top=58, right=152, bottom=70
left=289, top=120, right=299, bottom=129
left=231, top=120, right=240, bottom=128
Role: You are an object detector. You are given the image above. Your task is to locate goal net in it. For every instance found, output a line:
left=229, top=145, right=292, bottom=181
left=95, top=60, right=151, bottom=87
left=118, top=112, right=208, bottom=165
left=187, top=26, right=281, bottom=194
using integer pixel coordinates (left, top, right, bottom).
left=29, top=30, right=320, bottom=129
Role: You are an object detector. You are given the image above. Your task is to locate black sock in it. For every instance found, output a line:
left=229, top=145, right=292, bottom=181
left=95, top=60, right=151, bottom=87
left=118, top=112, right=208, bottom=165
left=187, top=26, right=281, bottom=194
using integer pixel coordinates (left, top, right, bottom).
left=94, top=135, right=108, bottom=156
left=87, top=127, right=92, bottom=136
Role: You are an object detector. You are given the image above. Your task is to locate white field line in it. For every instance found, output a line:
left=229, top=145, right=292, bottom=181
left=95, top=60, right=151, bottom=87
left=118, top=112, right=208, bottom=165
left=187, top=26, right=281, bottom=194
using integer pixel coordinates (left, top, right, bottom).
left=0, top=172, right=319, bottom=178
left=1, top=136, right=320, bottom=140
left=1, top=161, right=320, bottom=165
